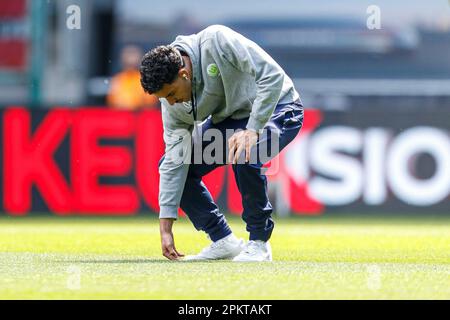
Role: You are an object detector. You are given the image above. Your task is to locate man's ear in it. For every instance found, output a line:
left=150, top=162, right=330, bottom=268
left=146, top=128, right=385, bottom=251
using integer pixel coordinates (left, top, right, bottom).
left=179, top=69, right=189, bottom=80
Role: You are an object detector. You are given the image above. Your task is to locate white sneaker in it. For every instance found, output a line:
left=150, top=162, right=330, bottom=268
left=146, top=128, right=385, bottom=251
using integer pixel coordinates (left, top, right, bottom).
left=184, top=234, right=245, bottom=261
left=232, top=240, right=272, bottom=262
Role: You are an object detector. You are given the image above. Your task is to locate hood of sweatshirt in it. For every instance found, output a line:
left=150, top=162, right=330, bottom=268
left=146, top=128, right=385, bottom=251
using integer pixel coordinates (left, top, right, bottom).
left=171, top=35, right=203, bottom=100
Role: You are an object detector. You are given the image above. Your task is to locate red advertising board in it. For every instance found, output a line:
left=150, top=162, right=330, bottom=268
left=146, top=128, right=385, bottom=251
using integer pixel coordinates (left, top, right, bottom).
left=0, top=107, right=449, bottom=216
left=0, top=0, right=28, bottom=70
left=0, top=0, right=26, bottom=18
left=0, top=40, right=27, bottom=69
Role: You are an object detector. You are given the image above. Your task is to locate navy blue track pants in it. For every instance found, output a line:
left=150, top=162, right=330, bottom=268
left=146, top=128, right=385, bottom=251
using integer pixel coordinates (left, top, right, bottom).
left=177, top=100, right=304, bottom=242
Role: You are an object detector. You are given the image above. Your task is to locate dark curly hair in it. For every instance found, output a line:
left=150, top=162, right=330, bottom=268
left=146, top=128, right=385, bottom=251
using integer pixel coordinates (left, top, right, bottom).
left=140, top=46, right=183, bottom=94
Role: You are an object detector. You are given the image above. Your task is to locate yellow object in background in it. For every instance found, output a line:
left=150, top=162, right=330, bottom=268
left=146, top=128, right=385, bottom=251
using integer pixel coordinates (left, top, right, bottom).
left=107, top=69, right=159, bottom=110
left=107, top=45, right=159, bottom=110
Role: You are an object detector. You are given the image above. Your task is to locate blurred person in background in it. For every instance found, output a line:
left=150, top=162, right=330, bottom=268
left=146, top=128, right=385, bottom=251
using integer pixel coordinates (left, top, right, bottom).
left=140, top=25, right=304, bottom=262
left=107, top=45, right=159, bottom=110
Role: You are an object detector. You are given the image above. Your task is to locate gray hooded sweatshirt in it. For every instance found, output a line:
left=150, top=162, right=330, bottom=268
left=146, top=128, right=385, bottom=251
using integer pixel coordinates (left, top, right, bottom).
left=159, top=25, right=300, bottom=219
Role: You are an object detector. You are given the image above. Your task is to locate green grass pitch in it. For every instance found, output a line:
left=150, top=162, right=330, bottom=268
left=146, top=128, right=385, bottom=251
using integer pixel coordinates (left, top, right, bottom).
left=0, top=215, right=449, bottom=299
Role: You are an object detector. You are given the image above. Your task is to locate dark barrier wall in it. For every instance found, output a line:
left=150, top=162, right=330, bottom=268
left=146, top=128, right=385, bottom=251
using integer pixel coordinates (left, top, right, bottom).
left=0, top=107, right=449, bottom=216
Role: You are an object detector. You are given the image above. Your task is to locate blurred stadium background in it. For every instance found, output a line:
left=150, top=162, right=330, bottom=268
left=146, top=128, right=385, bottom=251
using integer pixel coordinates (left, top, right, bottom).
left=0, top=0, right=449, bottom=217
left=0, top=0, right=449, bottom=300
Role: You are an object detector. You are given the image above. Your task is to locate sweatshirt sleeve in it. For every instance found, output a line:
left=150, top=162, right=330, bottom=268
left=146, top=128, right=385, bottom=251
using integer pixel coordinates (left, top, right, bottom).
left=214, top=26, right=284, bottom=132
left=158, top=102, right=193, bottom=219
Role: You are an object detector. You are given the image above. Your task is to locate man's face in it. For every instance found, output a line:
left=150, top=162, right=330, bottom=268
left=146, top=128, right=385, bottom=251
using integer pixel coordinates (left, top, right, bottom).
left=154, top=72, right=191, bottom=106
